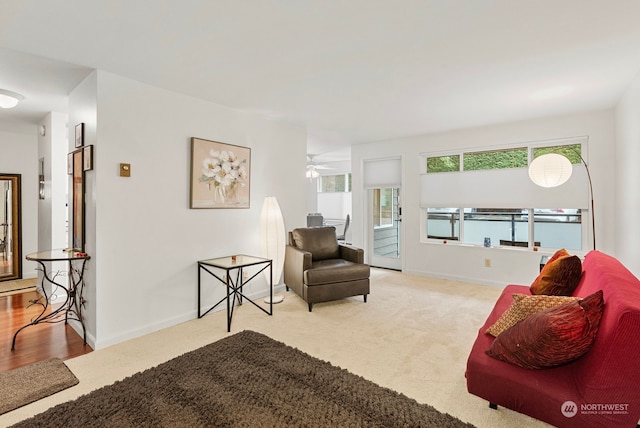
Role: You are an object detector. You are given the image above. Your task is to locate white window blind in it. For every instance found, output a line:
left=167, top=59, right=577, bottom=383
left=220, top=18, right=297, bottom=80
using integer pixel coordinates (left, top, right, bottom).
left=363, top=158, right=401, bottom=189
left=420, top=165, right=589, bottom=209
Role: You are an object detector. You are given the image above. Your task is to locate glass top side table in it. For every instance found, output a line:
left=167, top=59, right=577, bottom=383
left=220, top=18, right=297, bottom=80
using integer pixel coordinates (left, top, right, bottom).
left=197, top=254, right=273, bottom=332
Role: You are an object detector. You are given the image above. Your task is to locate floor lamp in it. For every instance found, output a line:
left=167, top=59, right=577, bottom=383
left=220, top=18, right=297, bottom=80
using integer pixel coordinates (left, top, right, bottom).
left=260, top=196, right=285, bottom=304
left=528, top=152, right=596, bottom=250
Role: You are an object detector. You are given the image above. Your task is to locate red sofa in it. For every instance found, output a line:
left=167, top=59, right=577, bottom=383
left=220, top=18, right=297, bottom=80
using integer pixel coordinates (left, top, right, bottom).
left=466, top=251, right=640, bottom=428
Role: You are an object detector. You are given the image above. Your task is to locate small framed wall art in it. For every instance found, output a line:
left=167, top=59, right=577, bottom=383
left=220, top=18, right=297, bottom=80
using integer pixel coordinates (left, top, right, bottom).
left=83, top=145, right=93, bottom=171
left=39, top=157, right=45, bottom=199
left=75, top=123, right=85, bottom=148
left=190, top=137, right=251, bottom=209
left=67, top=153, right=74, bottom=175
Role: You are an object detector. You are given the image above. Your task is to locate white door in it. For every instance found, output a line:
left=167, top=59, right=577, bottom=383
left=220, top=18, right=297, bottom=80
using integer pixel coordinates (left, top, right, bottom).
left=367, top=187, right=402, bottom=270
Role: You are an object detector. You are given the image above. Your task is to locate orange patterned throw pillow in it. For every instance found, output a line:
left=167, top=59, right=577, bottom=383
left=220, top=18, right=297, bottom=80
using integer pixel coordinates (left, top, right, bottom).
left=486, top=294, right=581, bottom=337
left=486, top=290, right=604, bottom=369
left=530, top=248, right=582, bottom=296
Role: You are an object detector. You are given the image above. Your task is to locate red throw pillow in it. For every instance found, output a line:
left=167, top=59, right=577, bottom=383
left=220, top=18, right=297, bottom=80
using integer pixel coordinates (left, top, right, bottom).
left=485, top=294, right=580, bottom=337
left=486, top=290, right=604, bottom=369
left=531, top=249, right=582, bottom=296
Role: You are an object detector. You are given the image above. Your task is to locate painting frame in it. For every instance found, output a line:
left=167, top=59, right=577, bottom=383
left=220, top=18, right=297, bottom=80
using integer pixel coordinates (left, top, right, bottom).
left=39, top=157, right=45, bottom=200
left=72, top=149, right=85, bottom=252
left=83, top=145, right=93, bottom=171
left=75, top=123, right=84, bottom=148
left=67, top=153, right=73, bottom=175
left=190, top=137, right=251, bottom=209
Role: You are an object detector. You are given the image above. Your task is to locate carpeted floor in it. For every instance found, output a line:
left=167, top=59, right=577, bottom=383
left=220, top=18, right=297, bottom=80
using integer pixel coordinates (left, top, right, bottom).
left=12, top=331, right=474, bottom=427
left=0, top=358, right=78, bottom=415
left=0, top=268, right=551, bottom=427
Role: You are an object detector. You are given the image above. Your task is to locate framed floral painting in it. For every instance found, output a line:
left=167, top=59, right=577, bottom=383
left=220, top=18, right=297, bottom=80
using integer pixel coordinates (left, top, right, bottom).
left=190, top=138, right=251, bottom=209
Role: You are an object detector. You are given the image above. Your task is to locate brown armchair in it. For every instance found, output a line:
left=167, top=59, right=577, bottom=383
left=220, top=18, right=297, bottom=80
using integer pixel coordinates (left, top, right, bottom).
left=284, top=226, right=370, bottom=312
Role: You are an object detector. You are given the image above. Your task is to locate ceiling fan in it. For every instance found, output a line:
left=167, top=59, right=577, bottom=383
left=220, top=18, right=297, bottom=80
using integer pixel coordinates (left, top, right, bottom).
left=306, top=154, right=333, bottom=179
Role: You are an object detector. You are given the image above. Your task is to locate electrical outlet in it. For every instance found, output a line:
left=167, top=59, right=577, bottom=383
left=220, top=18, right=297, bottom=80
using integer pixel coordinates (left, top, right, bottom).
left=484, top=258, right=491, bottom=268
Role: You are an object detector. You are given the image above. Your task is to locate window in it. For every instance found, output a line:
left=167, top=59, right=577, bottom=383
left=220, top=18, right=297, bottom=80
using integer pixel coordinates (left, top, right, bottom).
left=462, top=208, right=528, bottom=246
left=426, top=155, right=460, bottom=173
left=421, top=138, right=588, bottom=250
left=424, top=207, right=582, bottom=249
left=463, top=148, right=527, bottom=171
left=531, top=208, right=582, bottom=250
left=426, top=208, right=460, bottom=240
left=319, top=174, right=351, bottom=192
left=532, top=144, right=581, bottom=164
left=373, top=188, right=395, bottom=227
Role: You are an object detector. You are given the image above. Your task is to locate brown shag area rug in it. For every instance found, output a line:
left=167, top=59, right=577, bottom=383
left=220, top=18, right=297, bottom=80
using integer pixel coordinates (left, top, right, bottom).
left=12, top=331, right=475, bottom=427
left=0, top=358, right=78, bottom=415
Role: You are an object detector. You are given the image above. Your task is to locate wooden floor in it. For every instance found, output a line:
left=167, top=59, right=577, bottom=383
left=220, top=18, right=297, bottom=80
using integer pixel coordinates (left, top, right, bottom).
left=0, top=290, right=92, bottom=372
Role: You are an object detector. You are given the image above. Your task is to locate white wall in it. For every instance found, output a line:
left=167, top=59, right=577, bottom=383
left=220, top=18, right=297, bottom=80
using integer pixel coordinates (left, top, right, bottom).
left=615, top=74, right=640, bottom=276
left=50, top=113, right=69, bottom=251
left=306, top=178, right=318, bottom=214
left=37, top=112, right=69, bottom=288
left=37, top=118, right=51, bottom=253
left=69, top=70, right=307, bottom=349
left=318, top=192, right=351, bottom=220
left=352, top=109, right=616, bottom=286
left=68, top=72, right=98, bottom=340
left=0, top=130, right=38, bottom=278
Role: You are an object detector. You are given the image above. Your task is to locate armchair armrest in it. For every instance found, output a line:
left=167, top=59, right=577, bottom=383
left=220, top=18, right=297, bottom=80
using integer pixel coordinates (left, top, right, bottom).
left=339, top=244, right=365, bottom=264
left=284, top=245, right=312, bottom=295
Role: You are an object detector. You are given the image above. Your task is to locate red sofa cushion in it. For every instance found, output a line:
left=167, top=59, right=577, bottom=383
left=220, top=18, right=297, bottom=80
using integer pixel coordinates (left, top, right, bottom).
left=486, top=290, right=604, bottom=369
left=530, top=248, right=582, bottom=296
left=485, top=293, right=580, bottom=337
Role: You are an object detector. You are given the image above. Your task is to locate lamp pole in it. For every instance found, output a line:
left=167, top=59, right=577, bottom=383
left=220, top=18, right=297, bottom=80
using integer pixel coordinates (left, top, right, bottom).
left=571, top=150, right=596, bottom=251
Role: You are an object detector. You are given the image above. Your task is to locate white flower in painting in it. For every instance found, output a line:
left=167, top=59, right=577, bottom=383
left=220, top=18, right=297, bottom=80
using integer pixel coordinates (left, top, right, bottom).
left=199, top=148, right=248, bottom=198
left=237, top=166, right=247, bottom=182
left=202, top=158, right=221, bottom=177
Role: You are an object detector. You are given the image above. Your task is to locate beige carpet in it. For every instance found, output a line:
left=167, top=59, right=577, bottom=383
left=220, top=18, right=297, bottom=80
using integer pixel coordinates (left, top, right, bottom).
left=0, top=269, right=551, bottom=428
left=0, top=278, right=37, bottom=296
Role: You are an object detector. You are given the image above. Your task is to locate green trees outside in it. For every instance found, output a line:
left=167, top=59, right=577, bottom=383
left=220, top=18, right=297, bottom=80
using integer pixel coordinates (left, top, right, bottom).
left=464, top=148, right=527, bottom=171
left=426, top=144, right=581, bottom=173
left=426, top=155, right=459, bottom=173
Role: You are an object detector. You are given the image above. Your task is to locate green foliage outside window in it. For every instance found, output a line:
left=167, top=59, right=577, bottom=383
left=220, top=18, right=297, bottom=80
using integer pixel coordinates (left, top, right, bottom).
left=533, top=144, right=581, bottom=164
left=463, top=148, right=528, bottom=171
left=426, top=155, right=460, bottom=173
left=426, top=143, right=583, bottom=173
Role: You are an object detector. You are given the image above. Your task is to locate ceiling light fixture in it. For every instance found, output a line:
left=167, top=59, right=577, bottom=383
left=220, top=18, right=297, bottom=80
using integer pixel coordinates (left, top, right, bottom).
left=0, top=89, right=25, bottom=109
left=306, top=165, right=320, bottom=179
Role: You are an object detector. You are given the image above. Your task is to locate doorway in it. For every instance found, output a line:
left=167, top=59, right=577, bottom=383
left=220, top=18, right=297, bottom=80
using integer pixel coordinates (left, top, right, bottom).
left=368, top=187, right=401, bottom=270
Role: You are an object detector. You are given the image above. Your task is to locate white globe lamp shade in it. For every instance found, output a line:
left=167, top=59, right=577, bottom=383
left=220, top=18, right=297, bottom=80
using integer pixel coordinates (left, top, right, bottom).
left=528, top=153, right=573, bottom=188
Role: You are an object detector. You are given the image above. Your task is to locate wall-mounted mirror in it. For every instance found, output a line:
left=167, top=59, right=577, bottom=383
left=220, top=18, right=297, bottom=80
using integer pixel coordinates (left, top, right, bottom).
left=1, top=174, right=22, bottom=281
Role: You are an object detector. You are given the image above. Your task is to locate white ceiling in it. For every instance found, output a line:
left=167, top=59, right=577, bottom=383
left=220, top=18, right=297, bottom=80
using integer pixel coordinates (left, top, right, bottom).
left=2, top=0, right=640, bottom=163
